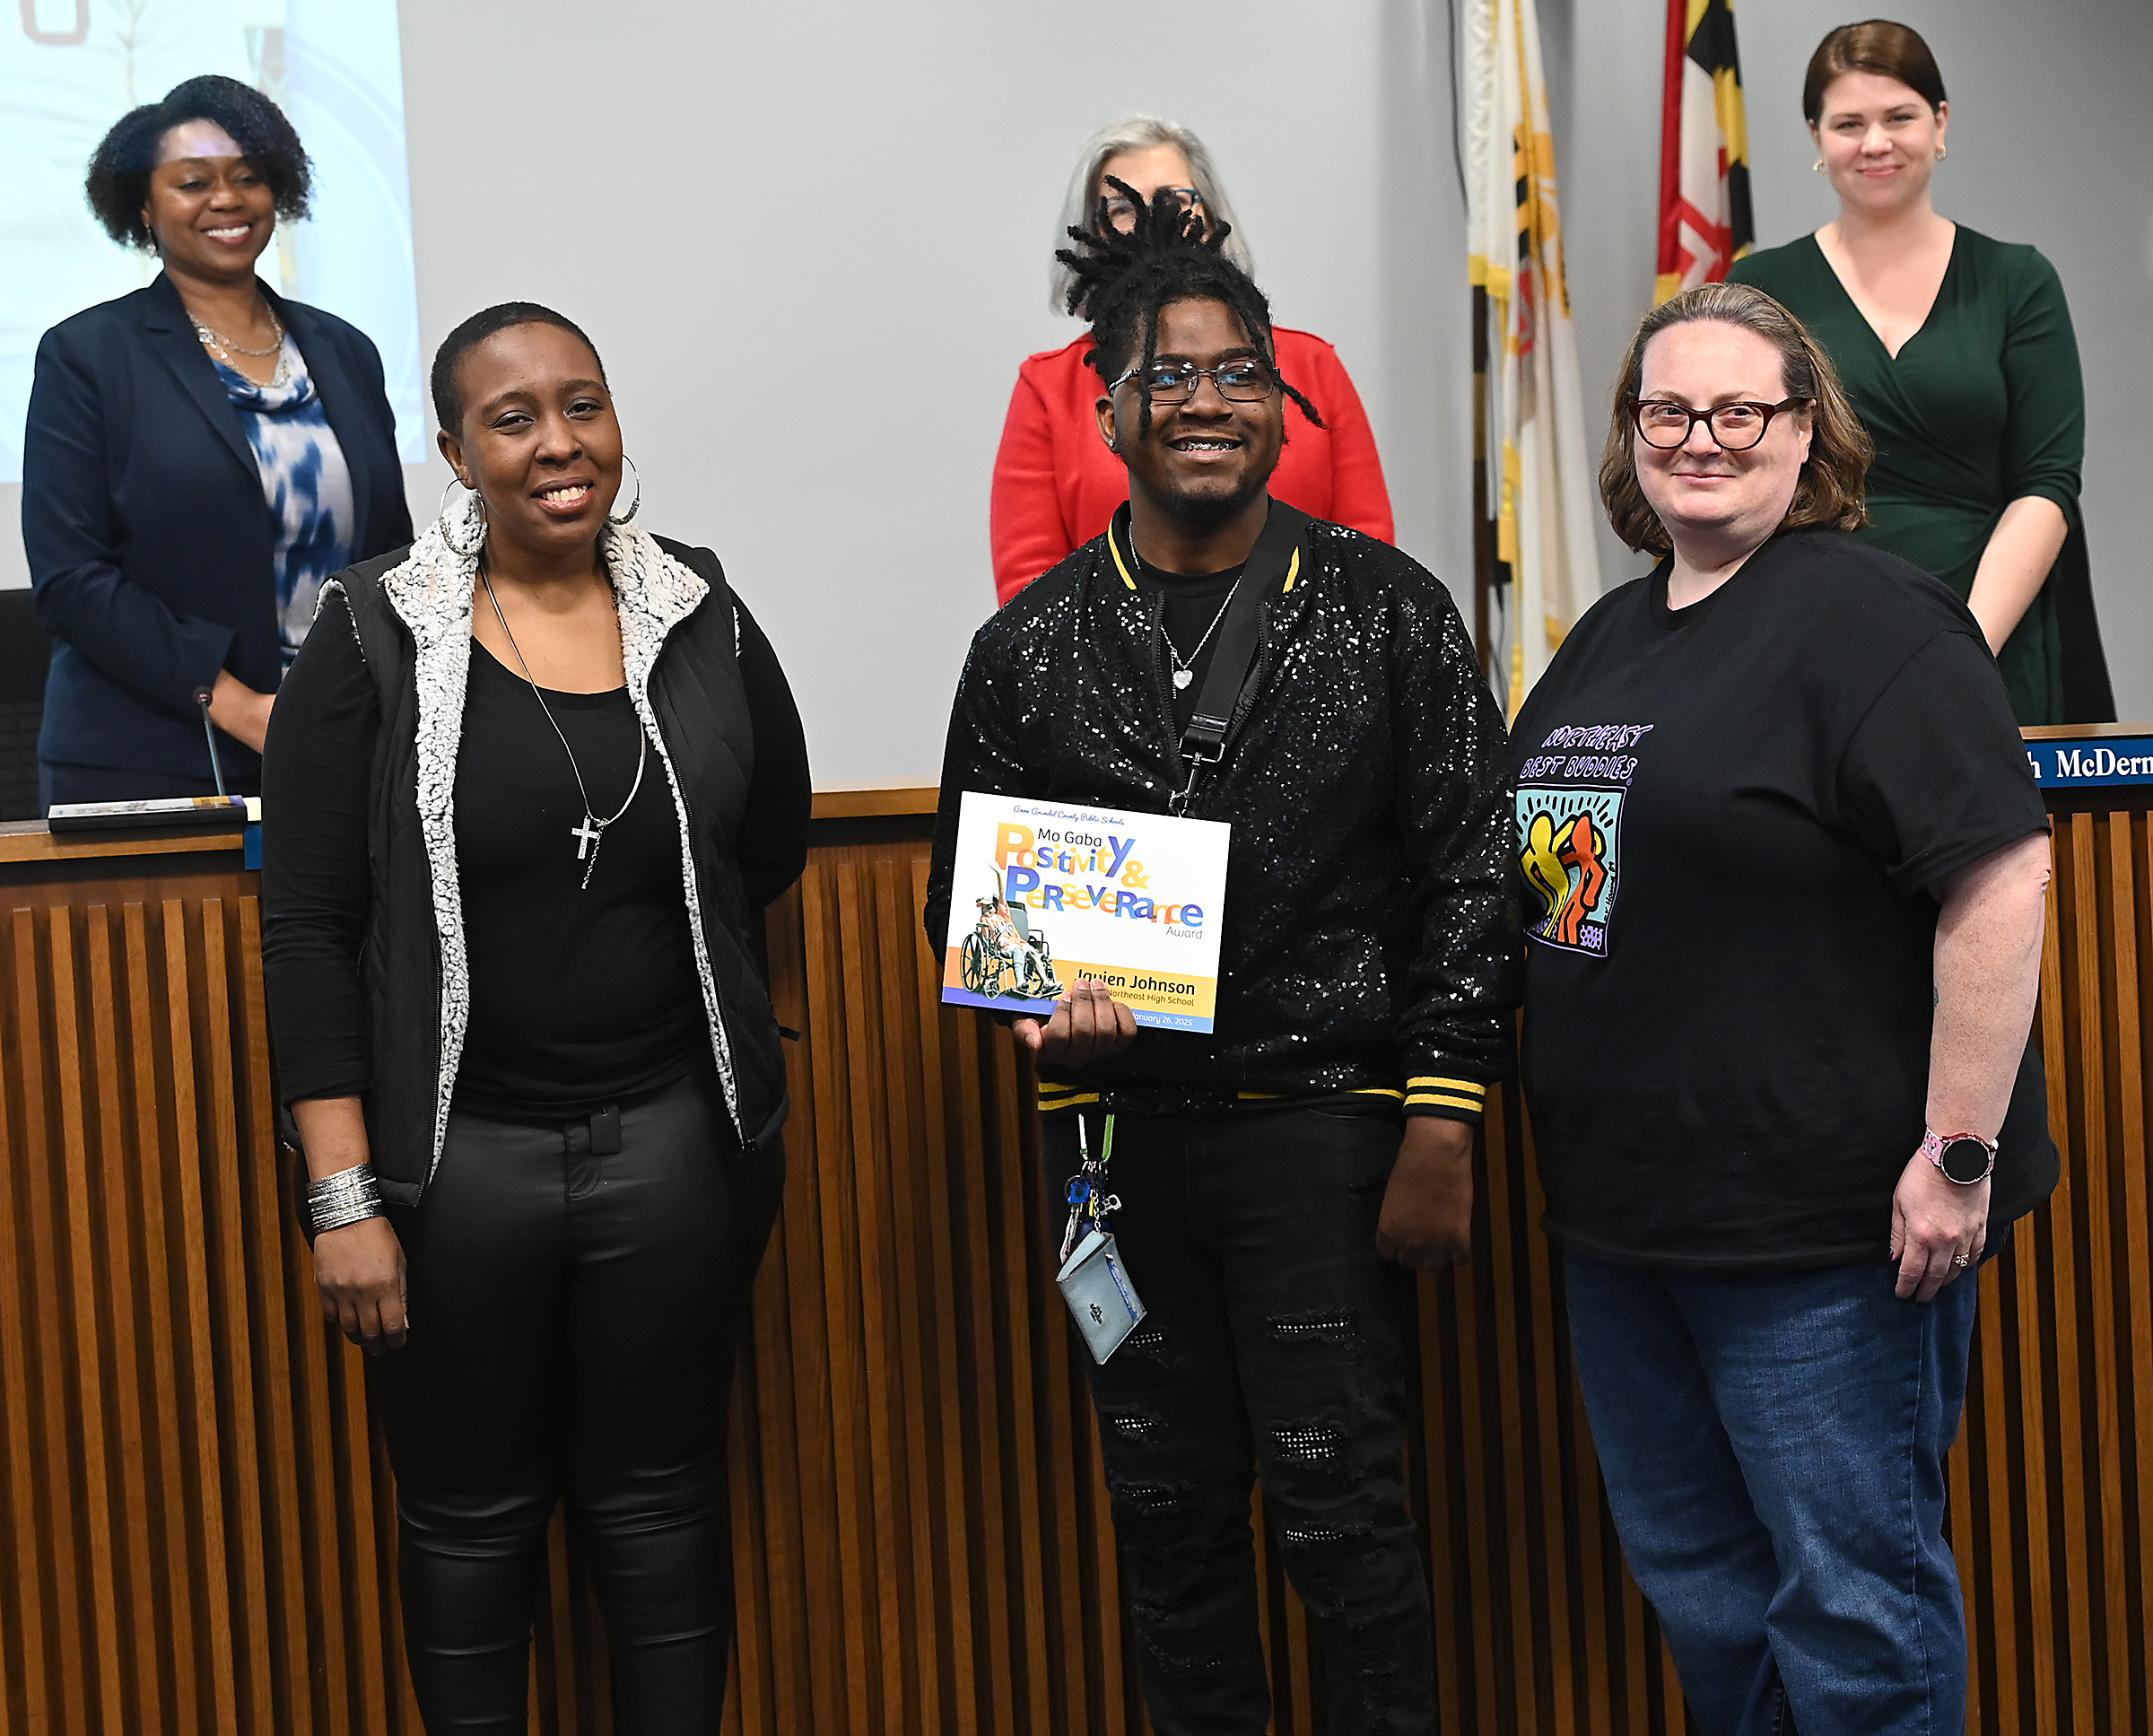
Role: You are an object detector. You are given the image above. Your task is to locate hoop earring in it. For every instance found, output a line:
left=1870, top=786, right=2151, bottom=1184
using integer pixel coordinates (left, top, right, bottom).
left=1935, top=145, right=1947, bottom=161
left=607, top=456, right=641, bottom=526
left=440, top=475, right=487, bottom=559
left=1812, top=159, right=1826, bottom=174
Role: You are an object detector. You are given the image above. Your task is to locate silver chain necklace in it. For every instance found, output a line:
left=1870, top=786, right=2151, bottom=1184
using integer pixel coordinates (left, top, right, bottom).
left=195, top=304, right=292, bottom=388
left=480, top=565, right=648, bottom=890
left=193, top=301, right=285, bottom=357
left=1128, top=521, right=1242, bottom=689
left=1160, top=579, right=1242, bottom=691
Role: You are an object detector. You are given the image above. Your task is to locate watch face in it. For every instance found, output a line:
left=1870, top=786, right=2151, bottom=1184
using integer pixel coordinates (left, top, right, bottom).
left=1939, top=1137, right=1993, bottom=1184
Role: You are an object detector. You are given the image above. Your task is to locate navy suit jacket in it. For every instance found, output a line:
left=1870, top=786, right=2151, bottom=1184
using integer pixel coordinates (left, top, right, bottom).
left=22, top=272, right=414, bottom=782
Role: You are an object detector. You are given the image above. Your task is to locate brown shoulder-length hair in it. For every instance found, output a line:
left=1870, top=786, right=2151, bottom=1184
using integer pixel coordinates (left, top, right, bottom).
left=1598, top=282, right=1871, bottom=555
left=1802, top=20, right=1947, bottom=123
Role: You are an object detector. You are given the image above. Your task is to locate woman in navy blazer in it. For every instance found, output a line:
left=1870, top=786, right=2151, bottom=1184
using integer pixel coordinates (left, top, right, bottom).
left=22, top=75, right=411, bottom=807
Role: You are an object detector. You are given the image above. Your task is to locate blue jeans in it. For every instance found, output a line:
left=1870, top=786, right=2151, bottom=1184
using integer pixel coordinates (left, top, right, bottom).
left=1563, top=1252, right=1983, bottom=1736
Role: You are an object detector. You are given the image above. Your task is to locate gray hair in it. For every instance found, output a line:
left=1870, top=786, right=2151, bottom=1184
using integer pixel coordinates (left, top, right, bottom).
left=1047, top=115, right=1253, bottom=314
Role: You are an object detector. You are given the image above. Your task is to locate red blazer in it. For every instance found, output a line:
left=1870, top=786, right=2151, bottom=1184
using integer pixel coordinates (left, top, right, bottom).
left=989, top=327, right=1396, bottom=605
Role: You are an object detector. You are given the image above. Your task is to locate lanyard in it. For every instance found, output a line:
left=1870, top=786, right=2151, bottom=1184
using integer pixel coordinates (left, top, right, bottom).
left=1059, top=1109, right=1121, bottom=1264
left=1161, top=499, right=1311, bottom=815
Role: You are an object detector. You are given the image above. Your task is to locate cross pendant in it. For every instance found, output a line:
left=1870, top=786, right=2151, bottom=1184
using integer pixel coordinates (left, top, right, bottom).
left=571, top=816, right=602, bottom=859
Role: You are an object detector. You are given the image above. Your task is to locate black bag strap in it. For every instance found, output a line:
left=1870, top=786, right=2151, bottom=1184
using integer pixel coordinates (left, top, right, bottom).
left=1168, top=499, right=1312, bottom=813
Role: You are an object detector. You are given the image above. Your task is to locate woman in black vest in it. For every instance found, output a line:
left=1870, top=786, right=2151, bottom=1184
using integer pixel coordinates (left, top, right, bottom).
left=261, top=302, right=808, bottom=1733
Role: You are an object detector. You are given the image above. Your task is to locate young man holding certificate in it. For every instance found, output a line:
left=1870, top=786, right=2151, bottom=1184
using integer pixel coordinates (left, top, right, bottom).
left=925, top=188, right=1517, bottom=1735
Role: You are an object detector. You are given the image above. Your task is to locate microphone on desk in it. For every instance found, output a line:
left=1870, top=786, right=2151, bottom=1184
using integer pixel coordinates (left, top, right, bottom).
left=192, top=685, right=230, bottom=799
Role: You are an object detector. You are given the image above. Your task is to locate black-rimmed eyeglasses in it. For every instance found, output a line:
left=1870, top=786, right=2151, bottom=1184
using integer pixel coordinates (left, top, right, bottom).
left=1109, top=358, right=1279, bottom=404
left=1632, top=397, right=1809, bottom=451
left=1101, top=187, right=1202, bottom=227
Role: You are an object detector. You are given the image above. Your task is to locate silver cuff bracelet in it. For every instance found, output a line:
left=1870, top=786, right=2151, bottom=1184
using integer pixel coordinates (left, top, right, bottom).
left=306, top=1162, right=383, bottom=1234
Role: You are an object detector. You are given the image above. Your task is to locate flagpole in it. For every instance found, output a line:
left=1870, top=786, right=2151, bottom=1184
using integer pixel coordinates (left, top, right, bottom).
left=1471, top=284, right=1493, bottom=683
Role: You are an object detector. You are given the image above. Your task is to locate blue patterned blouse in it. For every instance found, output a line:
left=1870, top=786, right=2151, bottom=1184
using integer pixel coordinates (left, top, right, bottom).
left=212, top=336, right=355, bottom=667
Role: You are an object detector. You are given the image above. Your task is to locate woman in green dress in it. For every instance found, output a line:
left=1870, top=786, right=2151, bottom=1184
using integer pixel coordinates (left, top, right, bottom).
left=1730, top=19, right=2113, bottom=724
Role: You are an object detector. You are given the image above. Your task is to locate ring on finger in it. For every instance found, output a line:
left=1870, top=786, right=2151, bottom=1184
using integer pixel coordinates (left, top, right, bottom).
left=1952, top=1252, right=1971, bottom=1269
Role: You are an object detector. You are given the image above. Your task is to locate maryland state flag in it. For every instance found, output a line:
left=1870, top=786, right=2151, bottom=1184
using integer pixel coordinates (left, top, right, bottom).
left=1464, top=0, right=1603, bottom=711
left=1655, top=0, right=1755, bottom=301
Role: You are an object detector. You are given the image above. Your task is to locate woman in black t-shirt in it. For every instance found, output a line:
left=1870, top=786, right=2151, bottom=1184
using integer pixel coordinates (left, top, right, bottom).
left=261, top=303, right=809, bottom=1732
left=1513, top=282, right=2052, bottom=1735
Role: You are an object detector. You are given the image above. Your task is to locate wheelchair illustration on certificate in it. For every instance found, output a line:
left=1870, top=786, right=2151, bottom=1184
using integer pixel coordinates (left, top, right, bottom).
left=958, top=872, right=1059, bottom=1001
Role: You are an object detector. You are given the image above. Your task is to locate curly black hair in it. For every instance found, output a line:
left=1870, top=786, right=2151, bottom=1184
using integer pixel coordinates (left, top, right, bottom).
left=85, top=74, right=311, bottom=251
left=1055, top=178, right=1322, bottom=441
left=431, top=302, right=607, bottom=436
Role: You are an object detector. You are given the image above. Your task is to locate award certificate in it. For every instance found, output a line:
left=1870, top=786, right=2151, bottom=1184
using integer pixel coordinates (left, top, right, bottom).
left=940, top=792, right=1231, bottom=1033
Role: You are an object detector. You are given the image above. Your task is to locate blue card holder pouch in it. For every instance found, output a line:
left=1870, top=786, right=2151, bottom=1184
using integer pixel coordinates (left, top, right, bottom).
left=1056, top=1226, right=1146, bottom=1364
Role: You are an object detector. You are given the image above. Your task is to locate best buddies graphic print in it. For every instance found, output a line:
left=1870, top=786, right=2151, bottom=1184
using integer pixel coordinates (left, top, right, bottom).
left=1514, top=724, right=1652, bottom=959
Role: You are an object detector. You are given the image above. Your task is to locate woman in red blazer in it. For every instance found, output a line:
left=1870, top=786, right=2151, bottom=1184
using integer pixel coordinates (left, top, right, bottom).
left=990, top=116, right=1394, bottom=606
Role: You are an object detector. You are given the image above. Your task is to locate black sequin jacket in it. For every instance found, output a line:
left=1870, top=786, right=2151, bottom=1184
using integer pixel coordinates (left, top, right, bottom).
left=924, top=513, right=1521, bottom=1126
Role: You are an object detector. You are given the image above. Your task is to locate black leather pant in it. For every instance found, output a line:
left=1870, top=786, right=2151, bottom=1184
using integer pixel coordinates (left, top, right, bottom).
left=379, top=1069, right=782, bottom=1733
left=1042, top=1107, right=1434, bottom=1735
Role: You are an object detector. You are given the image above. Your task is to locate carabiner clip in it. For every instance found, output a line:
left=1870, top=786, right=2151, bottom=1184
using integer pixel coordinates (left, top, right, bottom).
left=1168, top=759, right=1203, bottom=816
left=1061, top=1109, right=1124, bottom=1263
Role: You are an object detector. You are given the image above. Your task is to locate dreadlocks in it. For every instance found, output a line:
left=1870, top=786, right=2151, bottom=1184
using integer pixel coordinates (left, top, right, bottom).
left=1056, top=179, right=1325, bottom=442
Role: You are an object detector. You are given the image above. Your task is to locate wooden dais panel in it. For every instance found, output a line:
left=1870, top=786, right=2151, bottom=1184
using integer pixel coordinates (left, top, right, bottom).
left=0, top=804, right=2146, bottom=1733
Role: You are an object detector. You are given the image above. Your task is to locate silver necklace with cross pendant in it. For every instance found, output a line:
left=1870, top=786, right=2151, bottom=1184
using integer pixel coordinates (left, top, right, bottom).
left=482, top=568, right=649, bottom=890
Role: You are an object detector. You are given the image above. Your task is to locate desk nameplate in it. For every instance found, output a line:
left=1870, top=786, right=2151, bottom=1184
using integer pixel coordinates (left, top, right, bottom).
left=2025, top=731, right=2153, bottom=789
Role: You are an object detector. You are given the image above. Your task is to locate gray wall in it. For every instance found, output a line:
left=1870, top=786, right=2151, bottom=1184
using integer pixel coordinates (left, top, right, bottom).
left=5, top=0, right=2146, bottom=784
left=384, top=0, right=1471, bottom=791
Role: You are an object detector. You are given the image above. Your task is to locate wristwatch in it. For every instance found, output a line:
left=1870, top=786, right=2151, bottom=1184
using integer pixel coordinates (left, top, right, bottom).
left=1920, top=1128, right=1998, bottom=1185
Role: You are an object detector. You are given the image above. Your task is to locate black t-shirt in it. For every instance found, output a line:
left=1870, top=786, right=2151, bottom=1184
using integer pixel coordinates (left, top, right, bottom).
left=449, top=642, right=703, bottom=1113
left=1510, top=529, right=2055, bottom=1272
left=1132, top=550, right=1244, bottom=736
left=1107, top=505, right=1249, bottom=735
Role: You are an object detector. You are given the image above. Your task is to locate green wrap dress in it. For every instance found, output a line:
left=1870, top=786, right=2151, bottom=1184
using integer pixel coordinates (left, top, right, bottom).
left=1730, top=226, right=2110, bottom=724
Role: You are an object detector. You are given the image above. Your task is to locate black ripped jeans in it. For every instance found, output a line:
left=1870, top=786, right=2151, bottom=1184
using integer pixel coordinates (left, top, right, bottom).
left=379, top=1069, right=783, bottom=1734
left=1041, top=1106, right=1434, bottom=1735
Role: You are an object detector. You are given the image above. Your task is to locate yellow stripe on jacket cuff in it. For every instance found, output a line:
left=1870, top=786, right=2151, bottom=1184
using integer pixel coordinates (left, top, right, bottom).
left=1403, top=1077, right=1486, bottom=1120
left=1406, top=1077, right=1486, bottom=1097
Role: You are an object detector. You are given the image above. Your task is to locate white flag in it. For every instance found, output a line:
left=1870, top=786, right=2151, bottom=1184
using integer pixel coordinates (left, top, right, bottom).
left=1464, top=0, right=1603, bottom=713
